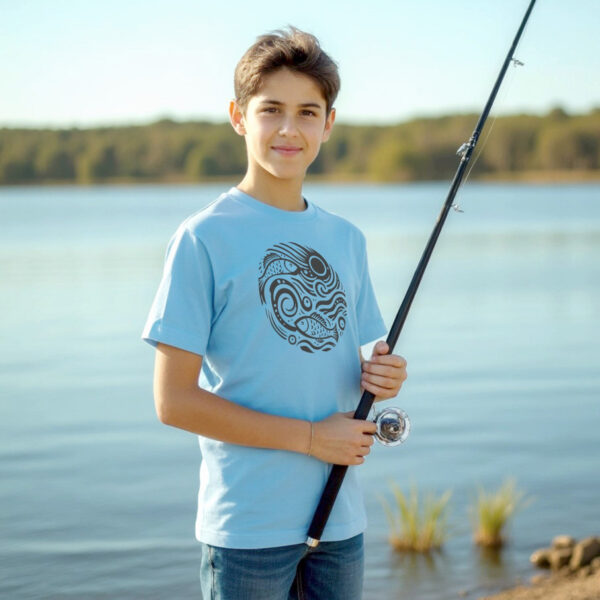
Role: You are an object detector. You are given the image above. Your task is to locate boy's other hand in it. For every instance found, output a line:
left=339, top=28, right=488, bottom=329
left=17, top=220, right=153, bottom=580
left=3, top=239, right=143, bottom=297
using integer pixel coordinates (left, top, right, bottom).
left=311, top=412, right=376, bottom=466
left=361, top=341, right=407, bottom=402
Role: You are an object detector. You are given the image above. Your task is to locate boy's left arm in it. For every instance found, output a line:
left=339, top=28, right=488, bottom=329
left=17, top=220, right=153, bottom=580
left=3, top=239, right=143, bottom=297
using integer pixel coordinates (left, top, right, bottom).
left=360, top=341, right=407, bottom=401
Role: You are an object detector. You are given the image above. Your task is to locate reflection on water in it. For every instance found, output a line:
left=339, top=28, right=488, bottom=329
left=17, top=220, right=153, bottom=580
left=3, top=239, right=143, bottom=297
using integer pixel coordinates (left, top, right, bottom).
left=477, top=545, right=505, bottom=570
left=1, top=183, right=599, bottom=599
left=390, top=550, right=450, bottom=587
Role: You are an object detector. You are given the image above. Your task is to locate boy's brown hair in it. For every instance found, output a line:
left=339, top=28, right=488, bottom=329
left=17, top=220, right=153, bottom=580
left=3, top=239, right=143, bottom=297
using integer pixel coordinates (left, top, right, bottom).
left=234, top=26, right=340, bottom=115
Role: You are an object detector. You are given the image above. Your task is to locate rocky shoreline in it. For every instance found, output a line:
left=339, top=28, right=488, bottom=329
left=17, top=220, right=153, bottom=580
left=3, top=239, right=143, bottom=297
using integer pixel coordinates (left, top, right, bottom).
left=481, top=535, right=600, bottom=600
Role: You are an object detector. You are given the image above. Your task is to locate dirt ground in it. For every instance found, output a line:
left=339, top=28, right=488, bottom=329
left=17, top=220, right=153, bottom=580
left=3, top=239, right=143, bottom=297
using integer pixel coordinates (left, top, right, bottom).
left=480, top=570, right=600, bottom=600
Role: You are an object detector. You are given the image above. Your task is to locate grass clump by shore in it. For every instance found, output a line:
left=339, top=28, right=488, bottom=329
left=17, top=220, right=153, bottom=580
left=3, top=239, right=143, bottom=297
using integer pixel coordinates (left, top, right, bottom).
left=380, top=483, right=451, bottom=553
left=470, top=478, right=532, bottom=548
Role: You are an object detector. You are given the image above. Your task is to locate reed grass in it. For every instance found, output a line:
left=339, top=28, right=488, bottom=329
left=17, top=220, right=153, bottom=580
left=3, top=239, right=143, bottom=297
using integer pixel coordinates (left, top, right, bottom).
left=380, top=483, right=452, bottom=552
left=470, top=478, right=532, bottom=548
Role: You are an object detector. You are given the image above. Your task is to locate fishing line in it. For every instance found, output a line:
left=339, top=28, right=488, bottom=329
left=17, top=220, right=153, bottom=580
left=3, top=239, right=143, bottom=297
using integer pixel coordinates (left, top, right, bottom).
left=463, top=6, right=535, bottom=188
left=462, top=63, right=520, bottom=187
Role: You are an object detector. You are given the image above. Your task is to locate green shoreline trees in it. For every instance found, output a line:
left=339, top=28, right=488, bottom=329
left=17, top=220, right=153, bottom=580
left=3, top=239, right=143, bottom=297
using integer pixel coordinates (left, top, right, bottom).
left=1, top=108, right=598, bottom=185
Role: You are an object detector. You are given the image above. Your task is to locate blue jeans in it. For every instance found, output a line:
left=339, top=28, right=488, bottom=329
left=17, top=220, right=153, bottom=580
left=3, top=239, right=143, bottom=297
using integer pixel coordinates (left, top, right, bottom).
left=199, top=534, right=364, bottom=600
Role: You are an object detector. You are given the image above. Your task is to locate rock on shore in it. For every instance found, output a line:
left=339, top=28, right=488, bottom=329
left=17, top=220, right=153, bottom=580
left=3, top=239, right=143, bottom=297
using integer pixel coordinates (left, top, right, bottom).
left=481, top=535, right=600, bottom=600
left=530, top=536, right=600, bottom=572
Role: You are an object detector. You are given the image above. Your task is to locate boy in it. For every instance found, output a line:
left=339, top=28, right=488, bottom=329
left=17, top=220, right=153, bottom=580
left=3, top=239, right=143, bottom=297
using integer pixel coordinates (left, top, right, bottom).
left=142, top=27, right=407, bottom=600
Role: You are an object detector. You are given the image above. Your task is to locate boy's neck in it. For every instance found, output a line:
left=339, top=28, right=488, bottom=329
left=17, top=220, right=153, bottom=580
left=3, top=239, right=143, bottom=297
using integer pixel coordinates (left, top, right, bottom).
left=237, top=171, right=306, bottom=212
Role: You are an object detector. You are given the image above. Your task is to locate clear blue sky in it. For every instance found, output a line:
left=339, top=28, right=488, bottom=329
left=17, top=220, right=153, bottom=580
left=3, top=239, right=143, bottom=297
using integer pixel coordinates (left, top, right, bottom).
left=2, top=0, right=599, bottom=127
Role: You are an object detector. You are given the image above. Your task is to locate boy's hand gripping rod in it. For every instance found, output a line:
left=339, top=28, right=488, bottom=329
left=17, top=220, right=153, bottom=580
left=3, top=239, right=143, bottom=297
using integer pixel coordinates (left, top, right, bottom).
left=306, top=0, right=537, bottom=548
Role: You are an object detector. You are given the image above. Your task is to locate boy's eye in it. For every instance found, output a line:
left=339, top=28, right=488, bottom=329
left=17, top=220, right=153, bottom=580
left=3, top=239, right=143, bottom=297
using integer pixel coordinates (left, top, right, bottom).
left=262, top=107, right=279, bottom=113
left=300, top=110, right=316, bottom=117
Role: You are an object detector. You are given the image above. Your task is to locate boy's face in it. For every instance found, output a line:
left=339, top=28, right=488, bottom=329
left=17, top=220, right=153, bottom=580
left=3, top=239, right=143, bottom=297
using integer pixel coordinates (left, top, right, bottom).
left=230, top=68, right=335, bottom=184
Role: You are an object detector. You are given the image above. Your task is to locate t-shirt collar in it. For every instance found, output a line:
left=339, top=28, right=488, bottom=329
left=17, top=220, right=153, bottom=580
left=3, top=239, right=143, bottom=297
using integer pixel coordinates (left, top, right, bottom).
left=228, top=187, right=316, bottom=221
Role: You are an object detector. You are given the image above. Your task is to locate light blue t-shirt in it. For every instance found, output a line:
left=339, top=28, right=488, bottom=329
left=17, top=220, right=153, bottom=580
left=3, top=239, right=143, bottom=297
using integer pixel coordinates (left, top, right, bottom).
left=142, top=187, right=386, bottom=549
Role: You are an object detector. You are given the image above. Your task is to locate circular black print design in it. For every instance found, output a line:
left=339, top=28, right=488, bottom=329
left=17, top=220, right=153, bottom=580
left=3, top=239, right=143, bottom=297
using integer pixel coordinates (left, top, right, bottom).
left=258, top=242, right=347, bottom=353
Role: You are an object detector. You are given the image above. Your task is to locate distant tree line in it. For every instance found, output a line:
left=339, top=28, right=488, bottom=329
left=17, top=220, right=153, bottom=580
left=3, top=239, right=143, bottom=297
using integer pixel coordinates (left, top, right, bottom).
left=0, top=108, right=598, bottom=185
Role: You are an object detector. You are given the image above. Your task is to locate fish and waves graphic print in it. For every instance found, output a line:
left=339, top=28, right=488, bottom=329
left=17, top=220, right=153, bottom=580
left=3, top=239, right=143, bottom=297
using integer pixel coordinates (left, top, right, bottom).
left=258, top=242, right=348, bottom=353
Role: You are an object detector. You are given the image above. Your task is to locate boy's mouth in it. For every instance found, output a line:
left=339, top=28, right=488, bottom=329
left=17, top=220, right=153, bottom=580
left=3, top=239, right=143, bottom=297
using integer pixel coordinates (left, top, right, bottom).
left=271, top=145, right=302, bottom=156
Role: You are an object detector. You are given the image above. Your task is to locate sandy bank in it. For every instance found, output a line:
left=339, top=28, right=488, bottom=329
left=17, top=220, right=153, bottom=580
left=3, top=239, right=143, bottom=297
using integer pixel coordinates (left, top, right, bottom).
left=480, top=570, right=600, bottom=600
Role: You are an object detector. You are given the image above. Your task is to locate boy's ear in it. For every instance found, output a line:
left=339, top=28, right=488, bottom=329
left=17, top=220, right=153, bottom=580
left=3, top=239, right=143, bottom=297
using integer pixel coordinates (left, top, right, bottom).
left=229, top=100, right=246, bottom=136
left=321, top=107, right=336, bottom=143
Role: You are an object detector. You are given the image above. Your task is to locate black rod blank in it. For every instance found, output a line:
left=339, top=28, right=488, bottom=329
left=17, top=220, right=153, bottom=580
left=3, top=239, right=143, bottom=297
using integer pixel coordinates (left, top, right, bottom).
left=306, top=0, right=538, bottom=547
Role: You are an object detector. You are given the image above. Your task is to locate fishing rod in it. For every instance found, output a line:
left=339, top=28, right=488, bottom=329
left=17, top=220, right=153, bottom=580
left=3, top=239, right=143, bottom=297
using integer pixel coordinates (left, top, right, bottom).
left=306, top=0, right=538, bottom=548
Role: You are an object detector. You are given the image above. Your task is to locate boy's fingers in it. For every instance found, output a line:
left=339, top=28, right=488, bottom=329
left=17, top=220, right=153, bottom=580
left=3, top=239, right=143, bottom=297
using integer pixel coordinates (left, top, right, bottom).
left=362, top=381, right=397, bottom=398
left=362, top=362, right=407, bottom=378
left=362, top=421, right=377, bottom=434
left=377, top=340, right=389, bottom=353
left=372, top=341, right=389, bottom=356
left=364, top=357, right=407, bottom=374
left=362, top=373, right=398, bottom=389
left=341, top=411, right=378, bottom=434
left=368, top=354, right=407, bottom=367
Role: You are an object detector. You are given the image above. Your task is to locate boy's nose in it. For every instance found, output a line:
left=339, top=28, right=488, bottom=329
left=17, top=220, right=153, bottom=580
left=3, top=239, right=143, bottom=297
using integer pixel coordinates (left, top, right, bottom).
left=278, top=115, right=299, bottom=137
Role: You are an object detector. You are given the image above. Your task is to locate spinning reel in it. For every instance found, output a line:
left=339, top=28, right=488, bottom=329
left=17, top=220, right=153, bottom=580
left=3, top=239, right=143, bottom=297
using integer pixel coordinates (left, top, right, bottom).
left=371, top=406, right=410, bottom=447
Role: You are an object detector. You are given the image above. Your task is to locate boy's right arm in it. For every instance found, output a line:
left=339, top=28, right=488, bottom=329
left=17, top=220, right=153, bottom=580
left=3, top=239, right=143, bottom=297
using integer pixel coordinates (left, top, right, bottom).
left=154, top=342, right=375, bottom=467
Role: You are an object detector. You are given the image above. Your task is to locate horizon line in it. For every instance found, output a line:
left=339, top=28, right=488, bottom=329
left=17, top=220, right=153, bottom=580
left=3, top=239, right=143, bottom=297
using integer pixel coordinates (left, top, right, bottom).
left=2, top=105, right=598, bottom=131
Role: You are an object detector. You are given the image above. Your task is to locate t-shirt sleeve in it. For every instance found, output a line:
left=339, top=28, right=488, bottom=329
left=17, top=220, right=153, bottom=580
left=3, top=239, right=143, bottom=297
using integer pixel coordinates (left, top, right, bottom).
left=355, top=233, right=387, bottom=345
left=141, top=225, right=213, bottom=356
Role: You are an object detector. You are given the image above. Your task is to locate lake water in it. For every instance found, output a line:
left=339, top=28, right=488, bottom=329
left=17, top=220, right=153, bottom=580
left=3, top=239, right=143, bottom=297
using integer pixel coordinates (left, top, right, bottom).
left=1, top=182, right=599, bottom=599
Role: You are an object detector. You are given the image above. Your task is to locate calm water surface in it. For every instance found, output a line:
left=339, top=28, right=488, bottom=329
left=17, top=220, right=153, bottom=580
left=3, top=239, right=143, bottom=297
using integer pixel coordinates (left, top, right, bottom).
left=1, top=183, right=599, bottom=599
